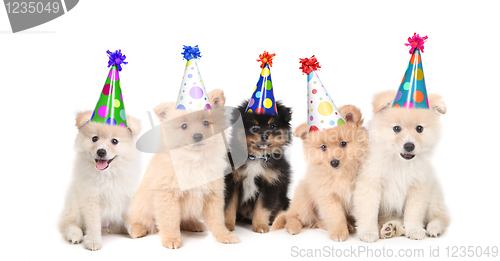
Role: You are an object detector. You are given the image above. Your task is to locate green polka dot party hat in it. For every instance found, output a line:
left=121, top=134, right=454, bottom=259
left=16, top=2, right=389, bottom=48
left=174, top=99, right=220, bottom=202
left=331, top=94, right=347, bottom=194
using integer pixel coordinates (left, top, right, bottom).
left=299, top=56, right=345, bottom=132
left=245, top=51, right=278, bottom=114
left=175, top=45, right=212, bottom=110
left=392, top=33, right=430, bottom=109
left=90, top=50, right=128, bottom=127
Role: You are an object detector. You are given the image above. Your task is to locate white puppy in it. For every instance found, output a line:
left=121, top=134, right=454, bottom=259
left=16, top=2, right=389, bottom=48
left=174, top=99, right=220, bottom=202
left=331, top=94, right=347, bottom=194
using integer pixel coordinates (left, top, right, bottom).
left=352, top=91, right=449, bottom=242
left=59, top=111, right=141, bottom=250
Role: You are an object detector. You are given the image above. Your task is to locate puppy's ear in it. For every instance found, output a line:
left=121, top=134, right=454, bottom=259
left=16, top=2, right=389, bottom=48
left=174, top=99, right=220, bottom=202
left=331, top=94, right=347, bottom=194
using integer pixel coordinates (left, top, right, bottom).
left=277, top=101, right=292, bottom=123
left=373, top=91, right=396, bottom=114
left=153, top=102, right=174, bottom=122
left=339, top=105, right=364, bottom=127
left=294, top=122, right=309, bottom=140
left=208, top=89, right=226, bottom=107
left=428, top=93, right=446, bottom=115
left=126, top=115, right=142, bottom=135
left=75, top=111, right=93, bottom=129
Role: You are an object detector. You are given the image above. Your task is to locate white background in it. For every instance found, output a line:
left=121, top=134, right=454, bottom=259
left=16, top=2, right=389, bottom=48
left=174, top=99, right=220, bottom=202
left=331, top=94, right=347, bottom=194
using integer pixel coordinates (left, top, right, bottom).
left=1, top=0, right=499, bottom=260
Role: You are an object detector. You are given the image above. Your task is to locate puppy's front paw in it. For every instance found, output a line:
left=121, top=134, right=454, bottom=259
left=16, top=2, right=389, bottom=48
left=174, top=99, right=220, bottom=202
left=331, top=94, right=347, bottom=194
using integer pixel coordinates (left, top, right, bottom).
left=380, top=222, right=396, bottom=239
left=225, top=221, right=235, bottom=232
left=285, top=218, right=303, bottom=235
left=252, top=223, right=270, bottom=234
left=162, top=237, right=182, bottom=249
left=426, top=221, right=444, bottom=238
left=329, top=228, right=349, bottom=242
left=310, top=220, right=326, bottom=230
left=65, top=227, right=83, bottom=244
left=215, top=232, right=240, bottom=244
left=359, top=233, right=379, bottom=243
left=130, top=224, right=148, bottom=239
left=83, top=235, right=102, bottom=251
left=347, top=223, right=356, bottom=234
left=407, top=228, right=426, bottom=240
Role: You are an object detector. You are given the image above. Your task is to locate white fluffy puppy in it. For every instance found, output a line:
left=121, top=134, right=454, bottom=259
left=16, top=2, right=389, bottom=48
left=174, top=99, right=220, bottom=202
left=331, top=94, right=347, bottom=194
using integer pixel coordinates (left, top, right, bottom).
left=59, top=111, right=141, bottom=250
left=352, top=91, right=449, bottom=243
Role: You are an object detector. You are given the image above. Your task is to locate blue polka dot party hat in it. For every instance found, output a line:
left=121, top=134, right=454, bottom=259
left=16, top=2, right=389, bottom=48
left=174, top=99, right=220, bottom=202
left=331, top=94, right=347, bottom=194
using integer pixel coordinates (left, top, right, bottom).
left=299, top=56, right=345, bottom=132
left=90, top=50, right=128, bottom=127
left=245, top=51, right=278, bottom=114
left=393, top=33, right=430, bottom=109
left=175, top=45, right=212, bottom=110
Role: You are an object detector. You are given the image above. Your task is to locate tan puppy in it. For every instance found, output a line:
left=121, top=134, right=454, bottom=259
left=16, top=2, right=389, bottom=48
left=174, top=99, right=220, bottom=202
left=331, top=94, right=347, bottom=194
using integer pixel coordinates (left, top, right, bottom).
left=128, top=89, right=239, bottom=249
left=352, top=91, right=449, bottom=242
left=272, top=105, right=368, bottom=241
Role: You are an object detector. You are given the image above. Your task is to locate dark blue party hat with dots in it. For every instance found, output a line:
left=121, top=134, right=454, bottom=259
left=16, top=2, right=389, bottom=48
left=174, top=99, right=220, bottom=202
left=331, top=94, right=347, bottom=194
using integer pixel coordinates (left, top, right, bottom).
left=176, top=45, right=212, bottom=111
left=393, top=33, right=430, bottom=109
left=245, top=51, right=278, bottom=114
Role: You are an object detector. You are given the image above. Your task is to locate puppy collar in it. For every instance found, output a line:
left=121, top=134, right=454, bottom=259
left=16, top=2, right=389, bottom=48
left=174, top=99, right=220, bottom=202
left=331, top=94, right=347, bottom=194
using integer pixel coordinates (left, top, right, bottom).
left=248, top=154, right=271, bottom=161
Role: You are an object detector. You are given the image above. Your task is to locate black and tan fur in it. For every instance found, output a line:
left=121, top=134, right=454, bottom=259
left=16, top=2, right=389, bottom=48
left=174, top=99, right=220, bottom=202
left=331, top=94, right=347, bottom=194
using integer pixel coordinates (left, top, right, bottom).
left=224, top=100, right=292, bottom=233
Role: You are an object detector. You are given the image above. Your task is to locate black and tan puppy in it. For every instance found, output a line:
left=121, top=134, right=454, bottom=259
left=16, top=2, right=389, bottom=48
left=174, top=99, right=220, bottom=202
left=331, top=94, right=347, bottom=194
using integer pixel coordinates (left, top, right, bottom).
left=224, top=100, right=292, bottom=233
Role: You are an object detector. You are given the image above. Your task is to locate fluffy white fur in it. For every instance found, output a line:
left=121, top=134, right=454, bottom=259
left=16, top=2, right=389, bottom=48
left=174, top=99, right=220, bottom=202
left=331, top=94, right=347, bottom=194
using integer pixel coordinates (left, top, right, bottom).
left=59, top=111, right=142, bottom=251
left=240, top=160, right=262, bottom=204
left=352, top=91, right=449, bottom=242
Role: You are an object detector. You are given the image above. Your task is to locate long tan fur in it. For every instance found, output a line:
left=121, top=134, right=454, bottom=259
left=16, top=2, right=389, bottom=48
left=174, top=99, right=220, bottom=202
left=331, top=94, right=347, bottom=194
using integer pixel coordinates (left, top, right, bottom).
left=272, top=105, right=368, bottom=241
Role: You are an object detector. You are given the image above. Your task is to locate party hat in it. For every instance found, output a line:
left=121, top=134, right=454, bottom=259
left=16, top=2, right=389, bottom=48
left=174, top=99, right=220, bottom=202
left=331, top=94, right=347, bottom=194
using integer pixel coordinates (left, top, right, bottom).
left=245, top=51, right=278, bottom=114
left=175, top=45, right=212, bottom=110
left=90, top=50, right=128, bottom=127
left=392, top=33, right=430, bottom=109
left=299, top=56, right=345, bottom=132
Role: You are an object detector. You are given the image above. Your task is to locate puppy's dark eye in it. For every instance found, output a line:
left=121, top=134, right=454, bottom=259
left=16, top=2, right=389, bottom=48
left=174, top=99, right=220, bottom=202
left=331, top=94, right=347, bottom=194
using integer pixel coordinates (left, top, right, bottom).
left=340, top=141, right=347, bottom=148
left=203, top=120, right=210, bottom=127
left=181, top=123, right=188, bottom=130
left=416, top=125, right=424, bottom=133
left=92, top=136, right=99, bottom=142
left=393, top=126, right=401, bottom=133
left=321, top=145, right=327, bottom=151
left=111, top=139, right=119, bottom=145
left=251, top=126, right=260, bottom=132
left=269, top=125, right=275, bottom=129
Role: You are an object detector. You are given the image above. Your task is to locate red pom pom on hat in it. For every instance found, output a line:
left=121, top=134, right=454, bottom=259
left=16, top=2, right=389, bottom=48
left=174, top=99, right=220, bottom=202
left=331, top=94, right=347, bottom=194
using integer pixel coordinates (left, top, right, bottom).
left=299, top=55, right=321, bottom=75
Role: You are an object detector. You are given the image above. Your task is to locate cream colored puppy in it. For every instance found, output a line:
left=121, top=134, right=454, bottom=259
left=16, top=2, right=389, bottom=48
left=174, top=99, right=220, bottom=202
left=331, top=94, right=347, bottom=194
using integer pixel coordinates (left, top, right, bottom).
left=128, top=89, right=239, bottom=249
left=59, top=111, right=142, bottom=251
left=352, top=91, right=449, bottom=243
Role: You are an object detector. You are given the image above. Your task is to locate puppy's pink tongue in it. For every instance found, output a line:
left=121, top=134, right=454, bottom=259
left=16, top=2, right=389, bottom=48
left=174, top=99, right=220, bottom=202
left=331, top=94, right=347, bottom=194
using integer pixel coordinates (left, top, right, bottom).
left=96, top=160, right=108, bottom=170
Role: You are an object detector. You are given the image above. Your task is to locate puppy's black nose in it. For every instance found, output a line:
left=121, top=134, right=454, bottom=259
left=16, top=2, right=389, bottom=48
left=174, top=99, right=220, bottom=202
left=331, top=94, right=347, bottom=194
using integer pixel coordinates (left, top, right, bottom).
left=193, top=133, right=203, bottom=142
left=404, top=142, right=415, bottom=152
left=97, top=149, right=107, bottom=157
left=330, top=159, right=340, bottom=168
left=261, top=134, right=269, bottom=141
